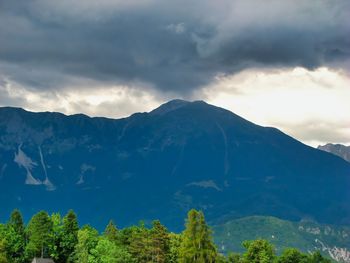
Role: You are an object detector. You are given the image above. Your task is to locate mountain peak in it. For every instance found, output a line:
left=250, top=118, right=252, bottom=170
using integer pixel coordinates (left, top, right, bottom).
left=149, top=99, right=191, bottom=115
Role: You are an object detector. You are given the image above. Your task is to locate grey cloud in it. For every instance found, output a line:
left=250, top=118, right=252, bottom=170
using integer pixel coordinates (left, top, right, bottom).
left=0, top=0, right=349, bottom=93
left=278, top=121, right=350, bottom=146
left=0, top=83, right=27, bottom=107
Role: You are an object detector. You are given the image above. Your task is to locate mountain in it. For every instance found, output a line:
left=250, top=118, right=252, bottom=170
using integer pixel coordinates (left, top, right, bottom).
left=318, top=144, right=350, bottom=163
left=213, top=216, right=350, bottom=262
left=0, top=100, right=349, bottom=230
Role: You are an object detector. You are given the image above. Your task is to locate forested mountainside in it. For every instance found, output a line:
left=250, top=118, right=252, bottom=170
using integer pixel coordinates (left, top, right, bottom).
left=214, top=216, right=350, bottom=262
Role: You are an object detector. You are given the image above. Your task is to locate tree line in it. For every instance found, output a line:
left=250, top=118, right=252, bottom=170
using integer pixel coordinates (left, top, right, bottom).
left=0, top=209, right=331, bottom=263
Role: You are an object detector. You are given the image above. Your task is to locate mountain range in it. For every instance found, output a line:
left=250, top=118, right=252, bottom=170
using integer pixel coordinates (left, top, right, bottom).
left=318, top=144, right=350, bottom=163
left=0, top=100, right=349, bottom=231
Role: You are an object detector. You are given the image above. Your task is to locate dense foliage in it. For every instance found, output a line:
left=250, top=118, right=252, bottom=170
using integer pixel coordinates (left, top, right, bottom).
left=0, top=209, right=331, bottom=263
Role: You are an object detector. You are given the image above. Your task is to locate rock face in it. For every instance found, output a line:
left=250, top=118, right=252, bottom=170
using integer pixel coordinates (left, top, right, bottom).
left=0, top=100, right=349, bottom=230
left=318, top=143, right=350, bottom=163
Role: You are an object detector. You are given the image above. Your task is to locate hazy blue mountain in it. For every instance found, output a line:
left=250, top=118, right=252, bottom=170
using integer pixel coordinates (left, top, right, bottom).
left=318, top=143, right=350, bottom=163
left=0, top=100, right=349, bottom=230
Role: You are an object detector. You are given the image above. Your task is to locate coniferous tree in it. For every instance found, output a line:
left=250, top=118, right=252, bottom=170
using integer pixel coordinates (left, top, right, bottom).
left=25, top=211, right=53, bottom=260
left=150, top=220, right=170, bottom=263
left=60, top=210, right=79, bottom=263
left=179, top=209, right=199, bottom=262
left=104, top=220, right=118, bottom=243
left=128, top=222, right=152, bottom=263
left=178, top=209, right=217, bottom=263
left=117, top=227, right=133, bottom=248
left=197, top=211, right=217, bottom=261
left=5, top=210, right=25, bottom=263
left=8, top=210, right=24, bottom=235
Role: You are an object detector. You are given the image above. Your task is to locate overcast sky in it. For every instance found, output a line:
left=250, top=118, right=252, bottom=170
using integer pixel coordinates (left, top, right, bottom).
left=0, top=0, right=349, bottom=146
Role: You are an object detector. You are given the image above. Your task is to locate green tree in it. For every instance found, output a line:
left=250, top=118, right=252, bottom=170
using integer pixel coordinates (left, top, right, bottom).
left=90, top=238, right=133, bottom=263
left=116, top=227, right=133, bottom=247
left=0, top=238, right=8, bottom=263
left=5, top=210, right=26, bottom=263
left=103, top=220, right=118, bottom=243
left=277, top=248, right=309, bottom=263
left=168, top=233, right=182, bottom=263
left=178, top=209, right=217, bottom=263
left=128, top=222, right=152, bottom=263
left=227, top=252, right=242, bottom=263
left=25, top=211, right=53, bottom=260
left=150, top=220, right=170, bottom=263
left=241, top=239, right=275, bottom=263
left=60, top=210, right=79, bottom=263
left=8, top=210, right=24, bottom=235
left=48, top=213, right=63, bottom=262
left=216, top=253, right=230, bottom=263
left=72, top=225, right=98, bottom=263
left=308, top=251, right=331, bottom=263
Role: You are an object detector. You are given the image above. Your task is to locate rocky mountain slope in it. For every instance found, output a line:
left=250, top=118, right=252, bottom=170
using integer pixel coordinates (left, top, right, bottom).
left=0, top=100, right=349, bottom=230
left=318, top=144, right=350, bottom=163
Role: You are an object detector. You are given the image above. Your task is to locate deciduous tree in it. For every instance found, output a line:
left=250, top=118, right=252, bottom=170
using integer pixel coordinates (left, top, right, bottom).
left=73, top=225, right=98, bottom=263
left=241, top=239, right=275, bottom=263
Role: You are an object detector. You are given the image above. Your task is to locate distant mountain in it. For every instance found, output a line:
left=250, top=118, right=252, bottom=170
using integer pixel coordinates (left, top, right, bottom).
left=318, top=144, right=350, bottom=163
left=213, top=216, right=350, bottom=262
left=0, top=100, right=349, bottom=230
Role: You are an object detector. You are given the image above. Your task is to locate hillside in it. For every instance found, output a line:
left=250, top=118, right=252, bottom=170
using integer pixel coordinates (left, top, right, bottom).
left=213, top=216, right=350, bottom=262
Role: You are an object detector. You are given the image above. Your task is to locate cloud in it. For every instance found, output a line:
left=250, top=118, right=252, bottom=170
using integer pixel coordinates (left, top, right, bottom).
left=0, top=71, right=164, bottom=118
left=0, top=0, right=349, bottom=145
left=166, top=23, right=186, bottom=34
left=0, top=0, right=349, bottom=93
left=201, top=67, right=350, bottom=146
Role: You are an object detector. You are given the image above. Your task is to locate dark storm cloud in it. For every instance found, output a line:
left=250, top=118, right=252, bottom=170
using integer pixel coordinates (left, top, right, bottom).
left=0, top=0, right=349, bottom=92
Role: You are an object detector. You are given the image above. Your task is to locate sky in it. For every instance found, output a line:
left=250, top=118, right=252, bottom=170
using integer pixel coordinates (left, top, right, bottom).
left=0, top=0, right=349, bottom=146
